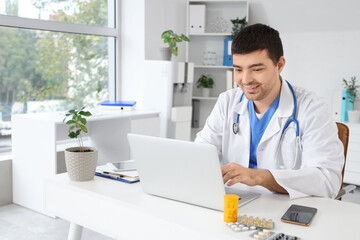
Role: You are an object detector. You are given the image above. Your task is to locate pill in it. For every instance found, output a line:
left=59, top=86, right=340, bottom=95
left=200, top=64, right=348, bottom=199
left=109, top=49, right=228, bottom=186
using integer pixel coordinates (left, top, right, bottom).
left=254, top=234, right=261, bottom=239
left=259, top=232, right=265, bottom=236
left=233, top=227, right=241, bottom=232
left=238, top=224, right=245, bottom=228
left=242, top=227, right=249, bottom=231
left=250, top=226, right=257, bottom=230
left=263, top=229, right=270, bottom=233
left=230, top=225, right=238, bottom=229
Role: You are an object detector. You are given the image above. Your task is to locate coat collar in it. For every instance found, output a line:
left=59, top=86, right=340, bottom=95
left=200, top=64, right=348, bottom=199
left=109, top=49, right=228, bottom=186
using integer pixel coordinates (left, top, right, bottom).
left=232, top=77, right=294, bottom=119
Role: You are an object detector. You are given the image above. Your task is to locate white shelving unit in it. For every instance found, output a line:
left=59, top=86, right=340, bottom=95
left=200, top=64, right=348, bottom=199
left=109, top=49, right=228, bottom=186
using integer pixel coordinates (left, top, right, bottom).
left=186, top=0, right=249, bottom=129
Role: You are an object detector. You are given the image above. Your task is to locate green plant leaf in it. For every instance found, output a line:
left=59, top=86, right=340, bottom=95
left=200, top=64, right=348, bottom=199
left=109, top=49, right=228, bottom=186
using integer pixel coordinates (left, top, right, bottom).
left=69, top=110, right=76, bottom=114
left=171, top=47, right=178, bottom=56
left=180, top=35, right=189, bottom=42
left=68, top=132, right=76, bottom=138
left=79, top=117, right=86, bottom=125
left=80, top=124, right=88, bottom=133
left=66, top=120, right=76, bottom=125
left=79, top=111, right=92, bottom=116
left=69, top=125, right=75, bottom=132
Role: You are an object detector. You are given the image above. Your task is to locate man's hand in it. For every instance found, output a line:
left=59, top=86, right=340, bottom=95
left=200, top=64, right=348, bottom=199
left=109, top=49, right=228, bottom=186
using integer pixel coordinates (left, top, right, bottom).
left=222, top=162, right=259, bottom=186
left=221, top=162, right=288, bottom=194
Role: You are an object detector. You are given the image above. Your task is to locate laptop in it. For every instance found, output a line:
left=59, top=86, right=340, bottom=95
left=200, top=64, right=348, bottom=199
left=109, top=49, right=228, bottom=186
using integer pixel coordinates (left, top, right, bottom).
left=127, top=133, right=260, bottom=211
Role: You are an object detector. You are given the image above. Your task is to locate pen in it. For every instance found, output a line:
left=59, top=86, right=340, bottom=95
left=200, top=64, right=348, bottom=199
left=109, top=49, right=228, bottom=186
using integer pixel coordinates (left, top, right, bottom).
left=101, top=172, right=123, bottom=179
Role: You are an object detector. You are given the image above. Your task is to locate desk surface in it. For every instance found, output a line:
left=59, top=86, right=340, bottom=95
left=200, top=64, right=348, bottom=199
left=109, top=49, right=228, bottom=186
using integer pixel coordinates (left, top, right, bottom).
left=45, top=174, right=359, bottom=240
left=13, top=109, right=160, bottom=123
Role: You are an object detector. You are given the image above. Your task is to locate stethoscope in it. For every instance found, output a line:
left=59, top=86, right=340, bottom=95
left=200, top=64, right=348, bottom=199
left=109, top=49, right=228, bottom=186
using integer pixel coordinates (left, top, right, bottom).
left=233, top=80, right=301, bottom=169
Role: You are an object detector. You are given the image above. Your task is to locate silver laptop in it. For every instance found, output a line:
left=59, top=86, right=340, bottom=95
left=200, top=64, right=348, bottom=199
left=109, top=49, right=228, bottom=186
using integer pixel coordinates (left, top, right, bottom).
left=127, top=134, right=260, bottom=211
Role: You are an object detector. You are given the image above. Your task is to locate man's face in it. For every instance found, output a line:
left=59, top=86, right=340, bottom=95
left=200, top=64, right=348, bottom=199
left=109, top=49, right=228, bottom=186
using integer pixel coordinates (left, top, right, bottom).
left=233, top=50, right=284, bottom=108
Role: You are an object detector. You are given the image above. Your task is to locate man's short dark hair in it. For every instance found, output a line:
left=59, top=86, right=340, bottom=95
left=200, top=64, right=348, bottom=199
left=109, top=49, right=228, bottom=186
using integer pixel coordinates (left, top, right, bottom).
left=231, top=23, right=283, bottom=65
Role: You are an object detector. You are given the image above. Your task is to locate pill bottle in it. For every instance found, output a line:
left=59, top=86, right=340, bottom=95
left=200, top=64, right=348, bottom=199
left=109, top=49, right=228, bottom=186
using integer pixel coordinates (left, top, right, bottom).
left=224, top=194, right=239, bottom=222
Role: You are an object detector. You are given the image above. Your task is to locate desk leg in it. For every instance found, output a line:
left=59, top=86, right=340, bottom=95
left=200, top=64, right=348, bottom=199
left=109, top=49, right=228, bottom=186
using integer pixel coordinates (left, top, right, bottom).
left=68, top=222, right=83, bottom=240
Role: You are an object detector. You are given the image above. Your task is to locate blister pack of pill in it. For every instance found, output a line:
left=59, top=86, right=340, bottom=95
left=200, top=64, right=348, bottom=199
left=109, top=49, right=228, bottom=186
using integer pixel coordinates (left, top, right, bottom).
left=226, top=222, right=258, bottom=232
left=266, top=233, right=300, bottom=240
left=249, top=229, right=275, bottom=239
left=238, top=215, right=275, bottom=229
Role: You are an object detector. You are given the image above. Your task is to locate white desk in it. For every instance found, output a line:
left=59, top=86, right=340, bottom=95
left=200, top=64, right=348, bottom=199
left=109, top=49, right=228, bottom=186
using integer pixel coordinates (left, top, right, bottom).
left=45, top=173, right=360, bottom=240
left=12, top=110, right=160, bottom=215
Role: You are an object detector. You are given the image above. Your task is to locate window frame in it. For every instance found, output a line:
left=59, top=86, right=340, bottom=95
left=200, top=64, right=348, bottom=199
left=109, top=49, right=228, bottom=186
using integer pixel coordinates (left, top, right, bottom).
left=0, top=0, right=120, bottom=152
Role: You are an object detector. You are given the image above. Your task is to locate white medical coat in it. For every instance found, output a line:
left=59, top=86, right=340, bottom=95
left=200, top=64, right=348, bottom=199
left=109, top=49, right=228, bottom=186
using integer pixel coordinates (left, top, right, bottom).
left=195, top=79, right=344, bottom=199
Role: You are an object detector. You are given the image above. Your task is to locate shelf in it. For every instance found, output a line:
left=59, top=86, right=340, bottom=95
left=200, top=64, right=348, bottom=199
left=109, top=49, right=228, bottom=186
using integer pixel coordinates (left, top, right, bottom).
left=194, top=65, right=233, bottom=69
left=189, top=33, right=231, bottom=36
left=192, top=96, right=218, bottom=100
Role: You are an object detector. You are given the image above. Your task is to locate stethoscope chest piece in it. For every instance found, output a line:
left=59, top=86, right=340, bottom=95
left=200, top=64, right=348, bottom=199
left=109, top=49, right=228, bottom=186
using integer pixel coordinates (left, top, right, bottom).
left=233, top=123, right=239, bottom=134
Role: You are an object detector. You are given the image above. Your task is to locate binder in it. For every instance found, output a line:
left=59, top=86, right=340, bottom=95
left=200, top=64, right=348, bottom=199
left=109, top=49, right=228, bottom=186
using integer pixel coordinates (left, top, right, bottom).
left=101, top=100, right=136, bottom=107
left=100, top=100, right=136, bottom=110
left=95, top=172, right=139, bottom=183
left=223, top=38, right=233, bottom=66
left=189, top=5, right=206, bottom=33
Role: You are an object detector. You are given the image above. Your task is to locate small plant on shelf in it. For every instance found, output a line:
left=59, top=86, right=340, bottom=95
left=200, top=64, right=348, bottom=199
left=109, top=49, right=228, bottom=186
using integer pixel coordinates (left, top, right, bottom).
left=63, top=107, right=97, bottom=182
left=230, top=17, right=248, bottom=39
left=196, top=74, right=214, bottom=89
left=161, top=30, right=190, bottom=56
left=63, top=107, right=92, bottom=152
left=343, top=76, right=360, bottom=109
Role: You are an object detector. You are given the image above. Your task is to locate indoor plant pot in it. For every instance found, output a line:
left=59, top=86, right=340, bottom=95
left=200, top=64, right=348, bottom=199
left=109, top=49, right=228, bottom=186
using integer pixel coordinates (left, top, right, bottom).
left=347, top=110, right=360, bottom=123
left=65, top=146, right=98, bottom=181
left=202, top=88, right=211, bottom=97
left=63, top=107, right=96, bottom=181
left=160, top=47, right=172, bottom=61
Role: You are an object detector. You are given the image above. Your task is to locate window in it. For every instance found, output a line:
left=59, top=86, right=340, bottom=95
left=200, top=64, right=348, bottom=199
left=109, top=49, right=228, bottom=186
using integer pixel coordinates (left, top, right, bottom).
left=0, top=0, right=118, bottom=151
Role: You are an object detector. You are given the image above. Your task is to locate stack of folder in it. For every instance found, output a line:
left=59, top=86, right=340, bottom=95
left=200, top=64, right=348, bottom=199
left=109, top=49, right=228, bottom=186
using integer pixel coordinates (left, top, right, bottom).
left=95, top=164, right=139, bottom=183
left=99, top=100, right=136, bottom=111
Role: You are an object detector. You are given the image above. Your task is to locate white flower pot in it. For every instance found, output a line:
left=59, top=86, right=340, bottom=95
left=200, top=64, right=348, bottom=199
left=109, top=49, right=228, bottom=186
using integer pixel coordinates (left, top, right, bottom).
left=160, top=47, right=172, bottom=61
left=202, top=88, right=211, bottom=97
left=347, top=110, right=360, bottom=123
left=65, top=147, right=98, bottom=181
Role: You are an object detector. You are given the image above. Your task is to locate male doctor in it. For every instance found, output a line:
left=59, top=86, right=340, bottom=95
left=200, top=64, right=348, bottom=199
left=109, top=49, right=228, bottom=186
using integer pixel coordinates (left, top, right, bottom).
left=195, top=24, right=344, bottom=199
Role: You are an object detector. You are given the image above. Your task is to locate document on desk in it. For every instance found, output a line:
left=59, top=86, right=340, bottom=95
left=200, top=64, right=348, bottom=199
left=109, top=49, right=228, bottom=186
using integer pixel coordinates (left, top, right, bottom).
left=96, top=164, right=139, bottom=183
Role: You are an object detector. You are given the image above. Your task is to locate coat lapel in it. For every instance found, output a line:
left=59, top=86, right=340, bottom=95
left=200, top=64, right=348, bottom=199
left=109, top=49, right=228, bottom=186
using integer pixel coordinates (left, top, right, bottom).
left=259, top=78, right=294, bottom=145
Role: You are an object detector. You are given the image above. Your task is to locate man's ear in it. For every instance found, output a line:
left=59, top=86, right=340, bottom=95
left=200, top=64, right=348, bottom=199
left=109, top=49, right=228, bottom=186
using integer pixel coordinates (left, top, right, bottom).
left=277, top=56, right=285, bottom=73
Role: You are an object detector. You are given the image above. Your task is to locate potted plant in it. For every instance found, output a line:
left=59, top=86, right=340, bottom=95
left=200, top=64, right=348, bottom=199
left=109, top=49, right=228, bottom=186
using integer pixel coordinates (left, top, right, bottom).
left=63, top=107, right=98, bottom=181
left=343, top=76, right=360, bottom=123
left=230, top=17, right=248, bottom=39
left=197, top=74, right=214, bottom=97
left=161, top=30, right=190, bottom=60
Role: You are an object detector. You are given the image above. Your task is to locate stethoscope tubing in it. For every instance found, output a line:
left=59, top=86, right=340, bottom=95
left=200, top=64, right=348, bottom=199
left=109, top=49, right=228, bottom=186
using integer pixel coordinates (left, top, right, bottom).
left=233, top=80, right=300, bottom=169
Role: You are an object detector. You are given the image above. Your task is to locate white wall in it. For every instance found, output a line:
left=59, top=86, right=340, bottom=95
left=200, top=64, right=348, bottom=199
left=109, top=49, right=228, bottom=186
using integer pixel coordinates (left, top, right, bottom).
left=120, top=0, right=146, bottom=107
left=248, top=0, right=360, bottom=111
left=122, top=0, right=360, bottom=113
left=145, top=0, right=187, bottom=62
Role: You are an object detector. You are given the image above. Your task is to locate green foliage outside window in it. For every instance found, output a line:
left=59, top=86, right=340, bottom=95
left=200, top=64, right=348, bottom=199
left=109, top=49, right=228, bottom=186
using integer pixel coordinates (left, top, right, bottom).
left=0, top=0, right=109, bottom=120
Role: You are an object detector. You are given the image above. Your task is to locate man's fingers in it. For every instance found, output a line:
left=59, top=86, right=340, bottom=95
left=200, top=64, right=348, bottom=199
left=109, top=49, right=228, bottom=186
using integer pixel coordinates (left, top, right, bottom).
left=227, top=176, right=241, bottom=186
left=221, top=164, right=231, bottom=176
left=222, top=170, right=234, bottom=184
